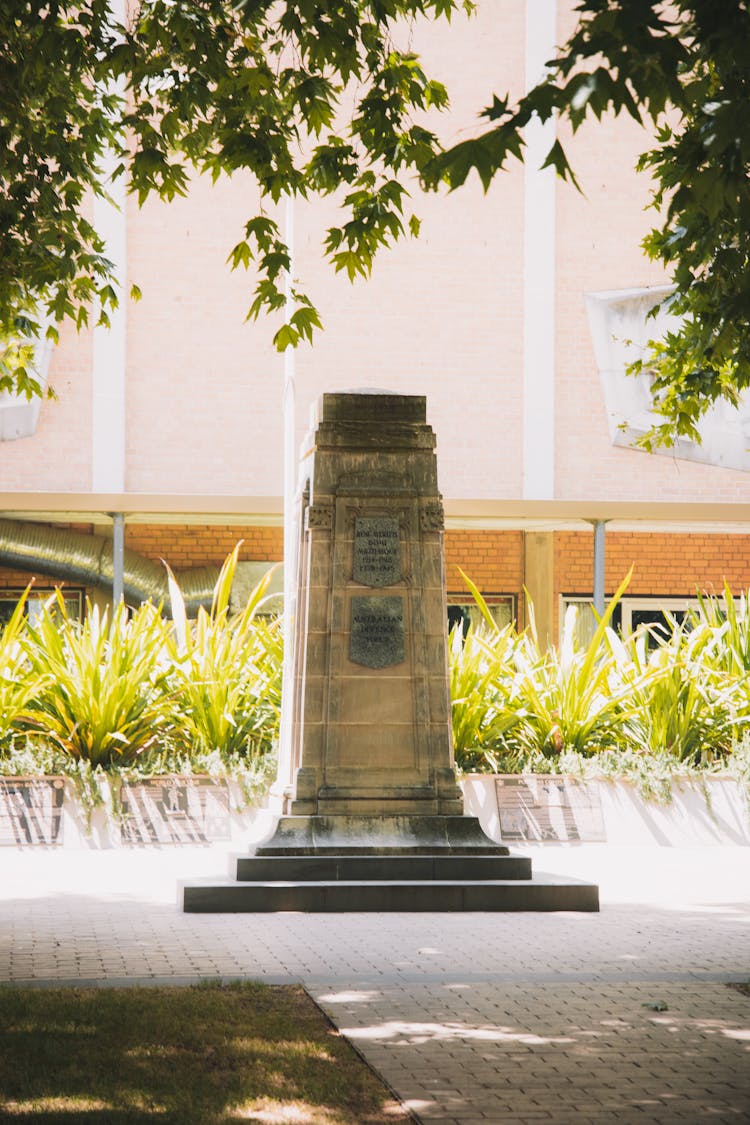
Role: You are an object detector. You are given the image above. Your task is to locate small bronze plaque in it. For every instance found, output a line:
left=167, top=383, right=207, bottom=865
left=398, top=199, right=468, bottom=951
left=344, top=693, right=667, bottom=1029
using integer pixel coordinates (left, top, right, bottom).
left=119, top=779, right=230, bottom=845
left=353, top=516, right=401, bottom=587
left=0, top=778, right=64, bottom=846
left=494, top=776, right=606, bottom=843
left=350, top=596, right=405, bottom=668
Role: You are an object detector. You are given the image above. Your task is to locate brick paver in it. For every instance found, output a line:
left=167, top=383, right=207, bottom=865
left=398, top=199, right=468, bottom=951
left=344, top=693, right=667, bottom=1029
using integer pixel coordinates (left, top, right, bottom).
left=1, top=844, right=749, bottom=1123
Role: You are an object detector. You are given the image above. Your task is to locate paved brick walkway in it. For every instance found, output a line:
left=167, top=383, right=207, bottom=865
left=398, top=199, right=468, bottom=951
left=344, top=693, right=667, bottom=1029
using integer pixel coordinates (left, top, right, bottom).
left=1, top=844, right=749, bottom=1122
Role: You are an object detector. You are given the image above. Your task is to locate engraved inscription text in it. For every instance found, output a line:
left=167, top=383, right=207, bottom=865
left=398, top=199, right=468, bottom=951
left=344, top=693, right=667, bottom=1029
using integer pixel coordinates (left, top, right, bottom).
left=349, top=596, right=405, bottom=668
left=353, top=516, right=401, bottom=587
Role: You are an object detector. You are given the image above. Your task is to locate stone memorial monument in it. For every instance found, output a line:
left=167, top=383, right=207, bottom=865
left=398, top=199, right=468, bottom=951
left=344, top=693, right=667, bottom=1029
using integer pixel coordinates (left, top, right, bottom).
left=182, top=392, right=598, bottom=911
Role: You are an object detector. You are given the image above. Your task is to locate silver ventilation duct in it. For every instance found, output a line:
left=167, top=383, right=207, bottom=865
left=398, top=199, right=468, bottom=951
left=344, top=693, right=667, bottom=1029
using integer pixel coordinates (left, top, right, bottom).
left=0, top=518, right=220, bottom=615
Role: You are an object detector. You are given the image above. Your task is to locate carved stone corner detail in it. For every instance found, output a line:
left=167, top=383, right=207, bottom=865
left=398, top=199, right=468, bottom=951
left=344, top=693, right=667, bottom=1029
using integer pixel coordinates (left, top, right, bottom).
left=420, top=502, right=445, bottom=532
left=306, top=504, right=333, bottom=531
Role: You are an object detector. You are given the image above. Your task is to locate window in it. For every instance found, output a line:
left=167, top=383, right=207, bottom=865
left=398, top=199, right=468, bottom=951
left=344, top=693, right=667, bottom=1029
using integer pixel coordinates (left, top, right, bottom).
left=0, top=322, right=55, bottom=442
left=620, top=597, right=700, bottom=641
left=447, top=594, right=516, bottom=637
left=559, top=594, right=719, bottom=648
left=586, top=285, right=750, bottom=471
left=0, top=588, right=84, bottom=628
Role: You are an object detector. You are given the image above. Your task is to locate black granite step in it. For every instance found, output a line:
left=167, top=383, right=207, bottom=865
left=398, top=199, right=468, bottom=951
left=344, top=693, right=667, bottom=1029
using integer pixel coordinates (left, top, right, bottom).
left=181, top=874, right=599, bottom=913
left=231, top=853, right=533, bottom=882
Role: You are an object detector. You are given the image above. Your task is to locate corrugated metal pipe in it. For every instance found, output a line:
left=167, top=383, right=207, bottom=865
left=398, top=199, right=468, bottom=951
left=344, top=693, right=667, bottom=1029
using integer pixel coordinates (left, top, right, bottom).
left=0, top=518, right=220, bottom=615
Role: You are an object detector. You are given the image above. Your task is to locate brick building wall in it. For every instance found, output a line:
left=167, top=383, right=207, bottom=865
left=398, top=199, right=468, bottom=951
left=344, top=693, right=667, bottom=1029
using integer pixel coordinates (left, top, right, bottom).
left=2, top=523, right=750, bottom=642
left=556, top=532, right=750, bottom=598
left=1, top=5, right=749, bottom=630
left=124, top=525, right=283, bottom=568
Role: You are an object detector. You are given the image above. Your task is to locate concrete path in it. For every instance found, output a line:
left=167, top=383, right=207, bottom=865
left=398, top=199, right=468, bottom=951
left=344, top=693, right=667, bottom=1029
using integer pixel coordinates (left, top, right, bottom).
left=1, top=843, right=749, bottom=1123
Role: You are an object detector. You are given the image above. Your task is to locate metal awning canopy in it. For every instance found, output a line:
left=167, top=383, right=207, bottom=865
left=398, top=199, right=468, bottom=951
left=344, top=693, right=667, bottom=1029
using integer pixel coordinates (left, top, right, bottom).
left=1, top=493, right=750, bottom=534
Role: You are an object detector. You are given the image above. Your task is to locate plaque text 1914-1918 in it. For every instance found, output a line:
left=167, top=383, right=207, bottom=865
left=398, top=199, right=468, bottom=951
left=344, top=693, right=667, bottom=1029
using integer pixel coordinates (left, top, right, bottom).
left=353, top=516, right=401, bottom=587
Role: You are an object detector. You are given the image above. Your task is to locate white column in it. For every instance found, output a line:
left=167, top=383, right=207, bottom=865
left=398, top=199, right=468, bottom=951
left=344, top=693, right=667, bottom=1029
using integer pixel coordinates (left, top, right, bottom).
left=523, top=0, right=557, bottom=499
left=276, top=194, right=297, bottom=800
left=92, top=0, right=126, bottom=493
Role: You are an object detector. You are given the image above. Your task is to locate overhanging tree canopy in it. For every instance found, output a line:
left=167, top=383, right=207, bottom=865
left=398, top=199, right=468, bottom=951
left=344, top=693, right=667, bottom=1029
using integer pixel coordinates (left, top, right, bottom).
left=426, top=0, right=750, bottom=449
left=0, top=0, right=468, bottom=394
left=2, top=0, right=749, bottom=450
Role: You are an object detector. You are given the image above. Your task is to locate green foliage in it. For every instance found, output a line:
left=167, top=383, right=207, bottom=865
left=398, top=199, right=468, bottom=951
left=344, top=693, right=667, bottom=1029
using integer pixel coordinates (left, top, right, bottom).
left=0, top=550, right=282, bottom=774
left=505, top=599, right=633, bottom=762
left=614, top=617, right=737, bottom=766
left=450, top=573, right=750, bottom=776
left=427, top=1, right=750, bottom=446
left=695, top=582, right=750, bottom=678
left=21, top=594, right=175, bottom=767
left=0, top=0, right=473, bottom=368
left=166, top=546, right=283, bottom=758
left=449, top=620, right=525, bottom=770
left=3, top=1, right=747, bottom=441
left=4, top=560, right=750, bottom=788
left=450, top=573, right=635, bottom=770
left=0, top=0, right=122, bottom=389
left=0, top=586, right=48, bottom=744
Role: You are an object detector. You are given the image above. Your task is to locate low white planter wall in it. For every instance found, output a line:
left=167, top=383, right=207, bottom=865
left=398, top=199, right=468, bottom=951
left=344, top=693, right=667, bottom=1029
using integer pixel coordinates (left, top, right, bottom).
left=3, top=772, right=748, bottom=848
left=0, top=775, right=270, bottom=849
left=461, top=774, right=750, bottom=847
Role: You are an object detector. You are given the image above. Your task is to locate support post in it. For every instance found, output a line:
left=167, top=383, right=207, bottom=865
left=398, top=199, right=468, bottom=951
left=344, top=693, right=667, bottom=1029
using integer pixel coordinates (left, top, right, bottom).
left=112, top=512, right=125, bottom=608
left=523, top=531, right=555, bottom=649
left=593, top=519, right=606, bottom=616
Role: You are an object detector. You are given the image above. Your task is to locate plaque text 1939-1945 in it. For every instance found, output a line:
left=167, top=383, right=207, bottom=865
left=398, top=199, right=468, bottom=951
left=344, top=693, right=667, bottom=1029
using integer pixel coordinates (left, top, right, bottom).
left=353, top=516, right=401, bottom=587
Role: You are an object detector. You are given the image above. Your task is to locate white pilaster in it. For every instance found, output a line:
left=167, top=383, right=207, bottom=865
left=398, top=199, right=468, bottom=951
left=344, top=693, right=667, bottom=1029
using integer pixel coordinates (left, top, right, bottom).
left=92, top=0, right=126, bottom=493
left=523, top=0, right=557, bottom=499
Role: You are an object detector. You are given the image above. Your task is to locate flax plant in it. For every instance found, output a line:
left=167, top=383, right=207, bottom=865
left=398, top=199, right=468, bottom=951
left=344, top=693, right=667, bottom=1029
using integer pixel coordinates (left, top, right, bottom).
left=450, top=571, right=642, bottom=768
left=166, top=548, right=283, bottom=760
left=0, top=586, right=48, bottom=748
left=694, top=584, right=750, bottom=723
left=618, top=615, right=738, bottom=765
left=502, top=573, right=637, bottom=761
left=449, top=622, right=526, bottom=771
left=22, top=593, right=174, bottom=766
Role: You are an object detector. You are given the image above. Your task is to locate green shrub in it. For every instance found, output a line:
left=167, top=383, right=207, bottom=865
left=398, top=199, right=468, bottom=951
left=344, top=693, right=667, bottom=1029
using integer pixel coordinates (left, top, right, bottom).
left=0, top=586, right=48, bottom=750
left=166, top=547, right=283, bottom=759
left=22, top=594, right=174, bottom=766
left=450, top=620, right=527, bottom=770
left=451, top=572, right=637, bottom=770
left=615, top=617, right=737, bottom=765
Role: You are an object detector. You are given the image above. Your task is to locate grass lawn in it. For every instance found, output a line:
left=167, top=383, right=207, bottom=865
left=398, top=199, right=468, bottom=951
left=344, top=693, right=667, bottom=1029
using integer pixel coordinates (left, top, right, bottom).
left=0, top=981, right=408, bottom=1123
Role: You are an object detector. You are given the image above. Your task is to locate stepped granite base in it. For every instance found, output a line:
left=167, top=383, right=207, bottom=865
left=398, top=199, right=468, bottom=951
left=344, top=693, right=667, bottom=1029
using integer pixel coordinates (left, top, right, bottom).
left=180, top=815, right=599, bottom=913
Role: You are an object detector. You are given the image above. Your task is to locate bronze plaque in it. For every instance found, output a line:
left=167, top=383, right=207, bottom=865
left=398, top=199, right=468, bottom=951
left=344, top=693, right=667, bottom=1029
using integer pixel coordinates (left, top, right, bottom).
left=494, top=776, right=606, bottom=843
left=353, top=516, right=401, bottom=587
left=119, top=779, right=230, bottom=845
left=0, top=778, right=64, bottom=846
left=350, top=596, right=405, bottom=668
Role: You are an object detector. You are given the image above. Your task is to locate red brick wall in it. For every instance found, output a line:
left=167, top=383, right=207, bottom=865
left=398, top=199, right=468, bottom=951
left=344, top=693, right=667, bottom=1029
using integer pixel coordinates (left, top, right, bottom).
left=2, top=525, right=749, bottom=637
left=556, top=531, right=750, bottom=598
left=444, top=531, right=524, bottom=595
left=124, top=525, right=283, bottom=569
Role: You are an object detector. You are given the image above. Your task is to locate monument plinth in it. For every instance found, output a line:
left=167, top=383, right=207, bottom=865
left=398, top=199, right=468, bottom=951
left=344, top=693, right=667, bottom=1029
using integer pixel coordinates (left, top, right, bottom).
left=182, top=392, right=599, bottom=911
left=280, top=390, right=462, bottom=822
